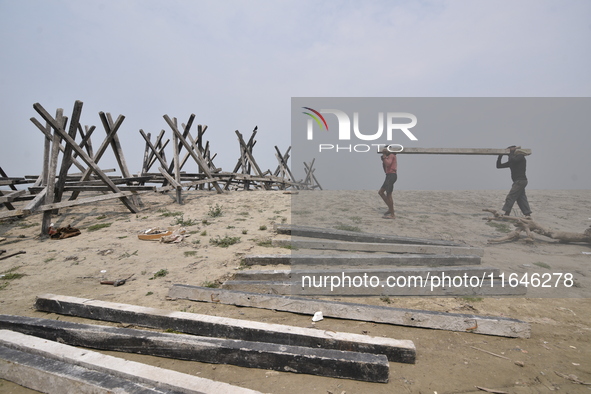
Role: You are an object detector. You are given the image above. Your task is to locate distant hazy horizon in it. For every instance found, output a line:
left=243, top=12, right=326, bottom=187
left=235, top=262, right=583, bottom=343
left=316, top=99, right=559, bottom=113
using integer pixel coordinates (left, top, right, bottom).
left=1, top=1, right=589, bottom=190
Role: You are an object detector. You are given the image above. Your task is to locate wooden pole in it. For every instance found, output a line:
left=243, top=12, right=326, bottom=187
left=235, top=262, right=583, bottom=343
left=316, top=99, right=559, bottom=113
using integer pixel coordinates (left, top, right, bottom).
left=171, top=126, right=182, bottom=203
left=140, top=131, right=151, bottom=176
left=41, top=109, right=63, bottom=235
left=53, top=100, right=84, bottom=207
left=39, top=122, right=52, bottom=187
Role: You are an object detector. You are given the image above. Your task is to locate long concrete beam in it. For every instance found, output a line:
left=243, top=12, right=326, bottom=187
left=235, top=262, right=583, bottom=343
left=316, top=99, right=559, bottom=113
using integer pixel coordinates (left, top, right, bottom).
left=168, top=285, right=531, bottom=338
left=0, top=315, right=389, bottom=383
left=275, top=225, right=463, bottom=246
left=220, top=279, right=526, bottom=297
left=255, top=266, right=522, bottom=296
left=34, top=294, right=416, bottom=364
left=0, top=345, right=175, bottom=394
left=272, top=239, right=484, bottom=256
left=241, top=254, right=481, bottom=267
left=232, top=266, right=501, bottom=281
left=379, top=147, right=532, bottom=155
left=0, top=329, right=261, bottom=394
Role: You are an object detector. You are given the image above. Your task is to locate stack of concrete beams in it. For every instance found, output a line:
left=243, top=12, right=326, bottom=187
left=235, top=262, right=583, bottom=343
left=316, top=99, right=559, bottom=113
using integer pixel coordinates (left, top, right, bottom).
left=223, top=224, right=525, bottom=297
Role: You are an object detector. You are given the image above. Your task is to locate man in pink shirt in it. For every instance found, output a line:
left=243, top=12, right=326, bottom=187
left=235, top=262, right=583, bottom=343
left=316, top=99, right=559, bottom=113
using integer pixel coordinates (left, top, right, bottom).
left=378, top=146, right=398, bottom=219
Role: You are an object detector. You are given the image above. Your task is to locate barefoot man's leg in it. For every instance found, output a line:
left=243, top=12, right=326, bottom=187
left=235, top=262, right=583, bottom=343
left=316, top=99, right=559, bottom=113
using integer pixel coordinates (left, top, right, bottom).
left=378, top=188, right=395, bottom=219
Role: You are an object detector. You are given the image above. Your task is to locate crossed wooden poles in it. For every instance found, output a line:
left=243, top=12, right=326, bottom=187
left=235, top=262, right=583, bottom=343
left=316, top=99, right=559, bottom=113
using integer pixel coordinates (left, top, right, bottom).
left=27, top=101, right=148, bottom=235
left=1, top=103, right=318, bottom=232
left=139, top=114, right=224, bottom=203
left=140, top=117, right=309, bottom=202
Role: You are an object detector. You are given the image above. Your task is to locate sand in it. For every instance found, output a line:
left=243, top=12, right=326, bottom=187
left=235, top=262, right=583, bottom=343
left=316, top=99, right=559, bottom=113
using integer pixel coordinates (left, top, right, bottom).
left=1, top=189, right=590, bottom=393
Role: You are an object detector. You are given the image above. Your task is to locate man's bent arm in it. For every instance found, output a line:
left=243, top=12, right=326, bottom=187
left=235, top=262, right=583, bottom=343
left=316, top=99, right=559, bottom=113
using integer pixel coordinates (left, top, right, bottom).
left=496, top=155, right=509, bottom=168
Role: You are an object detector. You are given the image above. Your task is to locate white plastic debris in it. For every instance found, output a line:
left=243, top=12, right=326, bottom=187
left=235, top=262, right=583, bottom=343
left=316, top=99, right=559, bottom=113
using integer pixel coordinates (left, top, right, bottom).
left=312, top=311, right=323, bottom=322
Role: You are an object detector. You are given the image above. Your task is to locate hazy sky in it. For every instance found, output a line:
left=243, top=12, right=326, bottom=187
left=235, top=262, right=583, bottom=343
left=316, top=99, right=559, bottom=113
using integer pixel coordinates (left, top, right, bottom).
left=1, top=0, right=590, bottom=190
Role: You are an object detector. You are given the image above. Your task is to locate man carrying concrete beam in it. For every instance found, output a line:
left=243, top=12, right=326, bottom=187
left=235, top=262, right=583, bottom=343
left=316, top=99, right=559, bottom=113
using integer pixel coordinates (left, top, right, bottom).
left=496, top=145, right=532, bottom=217
left=378, top=146, right=398, bottom=219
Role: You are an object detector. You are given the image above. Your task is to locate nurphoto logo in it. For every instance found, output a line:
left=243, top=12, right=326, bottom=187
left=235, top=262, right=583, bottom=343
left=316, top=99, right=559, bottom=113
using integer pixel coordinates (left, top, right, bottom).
left=302, top=107, right=418, bottom=153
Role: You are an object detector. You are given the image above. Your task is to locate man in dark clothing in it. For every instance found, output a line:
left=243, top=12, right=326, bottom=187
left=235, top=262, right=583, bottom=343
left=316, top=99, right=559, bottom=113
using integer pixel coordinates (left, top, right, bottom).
left=496, top=145, right=532, bottom=217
